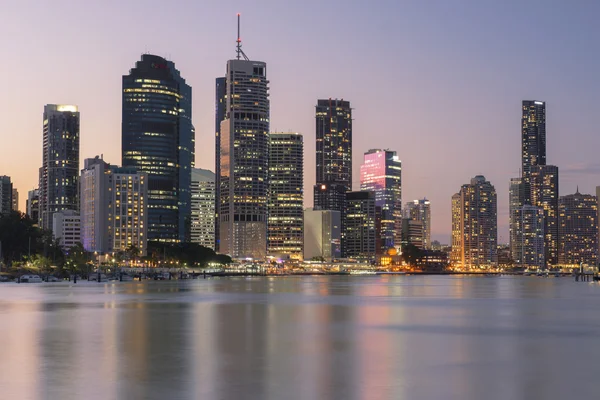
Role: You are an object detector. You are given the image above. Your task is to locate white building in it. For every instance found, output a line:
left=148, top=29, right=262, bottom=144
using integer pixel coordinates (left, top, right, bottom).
left=304, top=208, right=341, bottom=261
left=80, top=156, right=147, bottom=256
left=53, top=210, right=81, bottom=249
left=191, top=168, right=215, bottom=249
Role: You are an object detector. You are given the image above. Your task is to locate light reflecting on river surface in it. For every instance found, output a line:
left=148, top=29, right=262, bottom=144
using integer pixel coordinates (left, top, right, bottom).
left=1, top=276, right=600, bottom=400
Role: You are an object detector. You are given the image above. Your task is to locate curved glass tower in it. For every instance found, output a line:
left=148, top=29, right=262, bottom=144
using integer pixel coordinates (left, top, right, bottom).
left=122, top=54, right=194, bottom=243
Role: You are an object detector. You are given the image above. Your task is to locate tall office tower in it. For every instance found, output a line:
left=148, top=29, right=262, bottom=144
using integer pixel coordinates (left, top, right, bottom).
left=80, top=157, right=148, bottom=256
left=11, top=189, right=18, bottom=212
left=267, top=133, right=304, bottom=259
left=218, top=24, right=270, bottom=259
left=303, top=208, right=341, bottom=261
left=558, top=190, right=598, bottom=267
left=38, top=105, right=80, bottom=230
left=52, top=210, right=81, bottom=249
left=531, top=165, right=559, bottom=266
left=0, top=176, right=12, bottom=215
left=451, top=176, right=498, bottom=268
left=359, top=149, right=402, bottom=253
left=26, top=189, right=40, bottom=224
left=597, top=186, right=600, bottom=263
left=401, top=217, right=424, bottom=249
left=191, top=168, right=215, bottom=250
left=521, top=100, right=546, bottom=205
left=508, top=177, right=523, bottom=261
left=122, top=54, right=193, bottom=243
left=450, top=193, right=462, bottom=265
left=512, top=205, right=545, bottom=269
left=404, top=199, right=431, bottom=249
left=214, top=77, right=227, bottom=252
left=344, top=191, right=376, bottom=261
left=314, top=99, right=352, bottom=212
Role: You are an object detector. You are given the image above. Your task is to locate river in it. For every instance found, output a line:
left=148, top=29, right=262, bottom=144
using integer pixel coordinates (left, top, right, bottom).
left=0, top=275, right=599, bottom=399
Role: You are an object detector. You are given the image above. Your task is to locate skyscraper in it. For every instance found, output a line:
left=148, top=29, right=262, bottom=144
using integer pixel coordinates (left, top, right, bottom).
left=360, top=149, right=402, bottom=253
left=512, top=205, right=545, bottom=269
left=404, top=199, right=431, bottom=249
left=451, top=176, right=498, bottom=268
left=39, top=104, right=80, bottom=230
left=11, top=189, right=18, bottom=212
left=122, top=54, right=193, bottom=243
left=401, top=218, right=424, bottom=249
left=267, top=133, right=304, bottom=259
left=344, top=191, right=376, bottom=261
left=521, top=100, right=546, bottom=205
left=303, top=208, right=341, bottom=261
left=80, top=157, right=148, bottom=256
left=218, top=34, right=270, bottom=258
left=26, top=189, right=40, bottom=224
left=558, top=190, right=598, bottom=267
left=214, top=76, right=227, bottom=252
left=0, top=176, right=12, bottom=215
left=191, top=168, right=216, bottom=250
left=531, top=165, right=559, bottom=266
left=314, top=99, right=352, bottom=213
left=508, top=177, right=523, bottom=261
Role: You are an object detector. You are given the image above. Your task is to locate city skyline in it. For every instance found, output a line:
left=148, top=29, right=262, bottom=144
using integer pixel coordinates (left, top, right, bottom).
left=2, top=1, right=600, bottom=243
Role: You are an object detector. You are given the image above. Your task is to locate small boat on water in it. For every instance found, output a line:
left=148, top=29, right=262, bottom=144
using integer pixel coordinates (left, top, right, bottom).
left=19, top=274, right=43, bottom=283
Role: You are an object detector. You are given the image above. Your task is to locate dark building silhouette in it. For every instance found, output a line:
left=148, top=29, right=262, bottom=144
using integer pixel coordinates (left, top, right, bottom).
left=521, top=100, right=546, bottom=205
left=122, top=54, right=194, bottom=243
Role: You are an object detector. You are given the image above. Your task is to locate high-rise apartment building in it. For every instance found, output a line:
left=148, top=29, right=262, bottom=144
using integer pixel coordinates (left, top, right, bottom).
left=52, top=210, right=81, bottom=249
left=344, top=191, right=376, bottom=261
left=451, top=176, right=498, bottom=268
left=39, top=104, right=80, bottom=230
left=218, top=50, right=270, bottom=259
left=26, top=189, right=40, bottom=224
left=509, top=177, right=523, bottom=261
left=404, top=199, right=431, bottom=249
left=558, top=190, right=598, bottom=267
left=11, top=189, right=18, bottom=212
left=267, top=133, right=304, bottom=259
left=122, top=54, right=193, bottom=243
left=531, top=165, right=559, bottom=266
left=303, top=208, right=341, bottom=261
left=0, top=176, right=12, bottom=215
left=360, top=149, right=402, bottom=253
left=314, top=99, right=352, bottom=213
left=80, top=157, right=148, bottom=256
left=512, top=205, right=545, bottom=269
left=191, top=168, right=215, bottom=250
left=521, top=100, right=546, bottom=205
left=214, top=77, right=227, bottom=252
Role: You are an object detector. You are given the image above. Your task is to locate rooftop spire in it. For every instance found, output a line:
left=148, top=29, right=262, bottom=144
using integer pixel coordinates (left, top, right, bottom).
left=236, top=13, right=249, bottom=61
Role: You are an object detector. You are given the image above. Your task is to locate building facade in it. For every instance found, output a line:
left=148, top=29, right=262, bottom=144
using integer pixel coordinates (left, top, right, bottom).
left=52, top=210, right=81, bottom=249
left=404, top=199, right=431, bottom=249
left=344, top=191, right=376, bottom=261
left=26, top=189, right=40, bottom=224
left=122, top=54, right=193, bottom=243
left=360, top=149, right=402, bottom=253
left=11, top=188, right=18, bottom=212
left=39, top=104, right=80, bottom=231
left=0, top=176, right=12, bottom=215
left=558, top=191, right=598, bottom=267
left=191, top=168, right=216, bottom=250
left=267, top=133, right=304, bottom=259
left=521, top=100, right=546, bottom=205
left=214, top=77, right=227, bottom=252
left=512, top=205, right=545, bottom=269
left=80, top=157, right=148, bottom=256
left=531, top=165, right=559, bottom=266
left=451, top=176, right=498, bottom=268
left=303, top=208, right=341, bottom=261
left=509, top=177, right=523, bottom=261
left=401, top=218, right=424, bottom=249
left=218, top=58, right=270, bottom=259
left=313, top=99, right=352, bottom=213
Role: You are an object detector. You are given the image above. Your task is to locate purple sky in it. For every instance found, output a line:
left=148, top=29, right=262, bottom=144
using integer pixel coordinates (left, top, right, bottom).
left=1, top=0, right=599, bottom=243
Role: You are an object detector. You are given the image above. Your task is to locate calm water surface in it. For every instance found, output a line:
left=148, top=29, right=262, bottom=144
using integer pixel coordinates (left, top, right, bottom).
left=1, top=275, right=600, bottom=400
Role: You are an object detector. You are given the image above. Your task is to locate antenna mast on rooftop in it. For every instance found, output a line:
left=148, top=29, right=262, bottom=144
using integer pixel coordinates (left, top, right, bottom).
left=236, top=13, right=250, bottom=61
